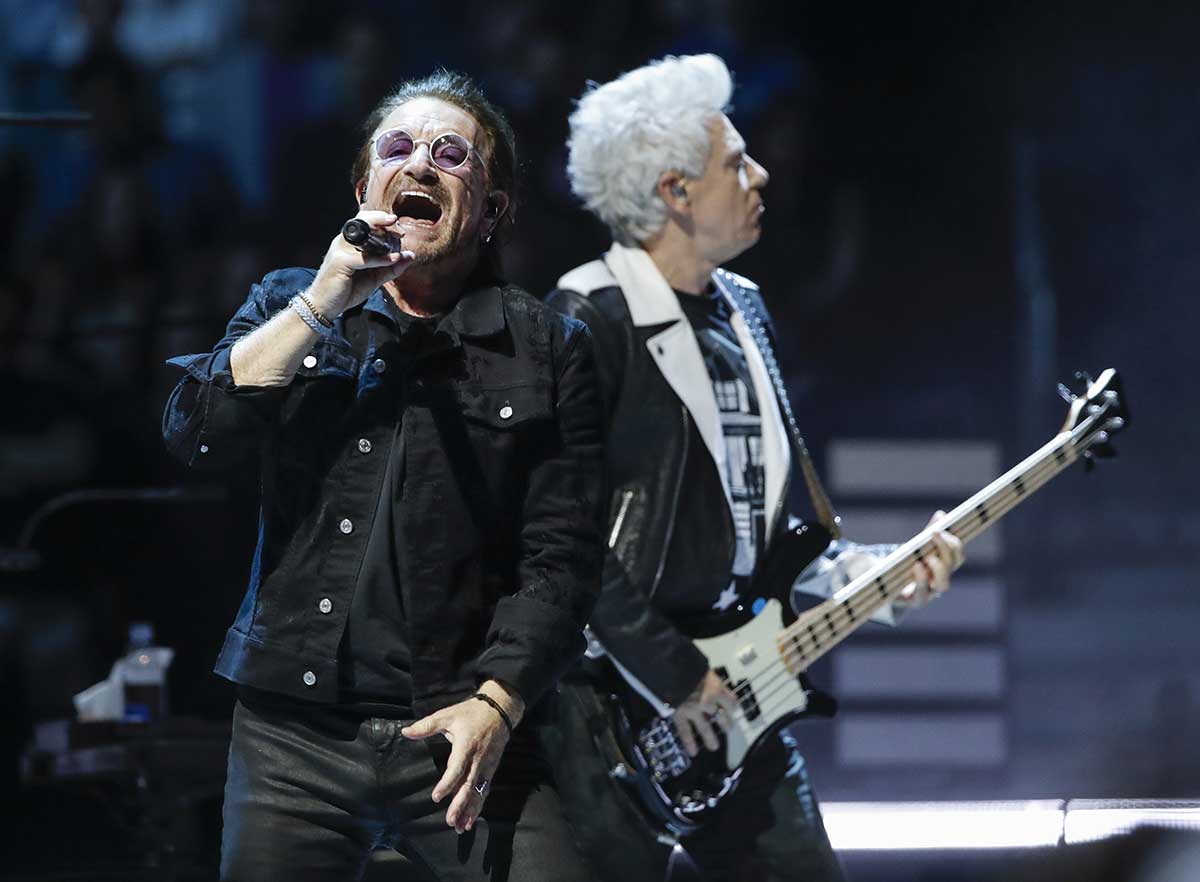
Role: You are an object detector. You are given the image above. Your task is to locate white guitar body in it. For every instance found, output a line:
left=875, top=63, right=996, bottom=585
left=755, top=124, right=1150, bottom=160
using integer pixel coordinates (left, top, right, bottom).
left=693, top=599, right=808, bottom=771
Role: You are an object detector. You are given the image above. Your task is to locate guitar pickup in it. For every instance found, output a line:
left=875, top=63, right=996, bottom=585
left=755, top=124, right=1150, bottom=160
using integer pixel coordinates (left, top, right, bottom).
left=736, top=646, right=758, bottom=666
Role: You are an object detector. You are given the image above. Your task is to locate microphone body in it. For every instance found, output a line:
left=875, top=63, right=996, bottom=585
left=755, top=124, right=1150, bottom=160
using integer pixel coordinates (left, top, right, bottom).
left=342, top=218, right=400, bottom=255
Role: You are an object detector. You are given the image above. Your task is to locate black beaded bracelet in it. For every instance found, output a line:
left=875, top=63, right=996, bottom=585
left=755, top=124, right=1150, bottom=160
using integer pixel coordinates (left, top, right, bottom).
left=471, top=692, right=514, bottom=735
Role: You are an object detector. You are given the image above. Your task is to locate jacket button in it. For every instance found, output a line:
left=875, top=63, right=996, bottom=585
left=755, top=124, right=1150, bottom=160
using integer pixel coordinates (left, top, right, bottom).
left=302, top=354, right=318, bottom=369
left=339, top=518, right=353, bottom=534
left=499, top=405, right=513, bottom=420
left=302, top=671, right=317, bottom=687
left=372, top=358, right=387, bottom=374
left=318, top=597, right=332, bottom=614
left=357, top=438, right=372, bottom=454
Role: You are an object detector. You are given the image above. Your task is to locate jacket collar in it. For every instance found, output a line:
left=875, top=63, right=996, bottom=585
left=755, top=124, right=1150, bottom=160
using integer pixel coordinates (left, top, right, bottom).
left=442, top=283, right=506, bottom=341
left=602, top=241, right=688, bottom=328
left=362, top=281, right=506, bottom=344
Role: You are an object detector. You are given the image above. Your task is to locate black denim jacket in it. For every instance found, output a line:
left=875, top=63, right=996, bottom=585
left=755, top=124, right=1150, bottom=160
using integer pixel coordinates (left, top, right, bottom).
left=162, top=268, right=605, bottom=721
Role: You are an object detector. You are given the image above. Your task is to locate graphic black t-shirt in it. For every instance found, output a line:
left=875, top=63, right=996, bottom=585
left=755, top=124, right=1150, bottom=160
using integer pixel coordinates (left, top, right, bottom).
left=675, top=288, right=766, bottom=578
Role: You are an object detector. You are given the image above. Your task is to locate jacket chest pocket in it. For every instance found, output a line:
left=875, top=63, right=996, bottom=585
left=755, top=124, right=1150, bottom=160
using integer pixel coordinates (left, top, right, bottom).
left=427, top=382, right=554, bottom=505
left=458, top=382, right=553, bottom=432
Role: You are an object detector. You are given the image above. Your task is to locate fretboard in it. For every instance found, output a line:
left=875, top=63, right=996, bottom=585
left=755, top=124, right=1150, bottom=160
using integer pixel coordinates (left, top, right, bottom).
left=776, top=412, right=1103, bottom=673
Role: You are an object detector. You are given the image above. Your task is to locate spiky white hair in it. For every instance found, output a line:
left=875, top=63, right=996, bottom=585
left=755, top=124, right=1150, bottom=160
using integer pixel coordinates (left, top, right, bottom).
left=566, top=54, right=733, bottom=245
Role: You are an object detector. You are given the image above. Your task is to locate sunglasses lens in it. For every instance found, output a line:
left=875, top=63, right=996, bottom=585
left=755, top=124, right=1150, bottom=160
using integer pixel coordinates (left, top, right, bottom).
left=377, top=130, right=414, bottom=163
left=430, top=134, right=470, bottom=170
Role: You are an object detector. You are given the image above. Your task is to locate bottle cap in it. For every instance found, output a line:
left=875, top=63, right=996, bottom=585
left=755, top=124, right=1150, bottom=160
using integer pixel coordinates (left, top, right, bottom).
left=128, top=621, right=154, bottom=648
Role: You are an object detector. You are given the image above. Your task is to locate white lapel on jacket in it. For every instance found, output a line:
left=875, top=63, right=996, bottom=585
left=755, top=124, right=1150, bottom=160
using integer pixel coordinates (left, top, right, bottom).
left=602, top=242, right=733, bottom=514
left=713, top=277, right=792, bottom=545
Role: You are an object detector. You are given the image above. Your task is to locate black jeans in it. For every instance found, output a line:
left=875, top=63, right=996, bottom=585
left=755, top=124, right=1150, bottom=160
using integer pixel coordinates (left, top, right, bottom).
left=221, top=691, right=593, bottom=882
left=546, top=679, right=846, bottom=882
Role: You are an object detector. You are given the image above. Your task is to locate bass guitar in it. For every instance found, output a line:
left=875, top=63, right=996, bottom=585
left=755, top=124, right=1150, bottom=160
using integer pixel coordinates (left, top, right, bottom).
left=595, top=369, right=1128, bottom=836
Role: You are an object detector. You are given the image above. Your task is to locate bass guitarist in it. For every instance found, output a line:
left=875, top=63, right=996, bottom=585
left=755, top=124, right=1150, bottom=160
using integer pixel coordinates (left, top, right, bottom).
left=545, top=54, right=964, bottom=882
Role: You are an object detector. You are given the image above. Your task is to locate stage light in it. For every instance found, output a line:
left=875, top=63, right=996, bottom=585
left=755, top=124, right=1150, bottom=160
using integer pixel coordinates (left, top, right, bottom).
left=823, top=800, right=1064, bottom=850
left=822, top=800, right=1200, bottom=851
left=1064, top=801, right=1200, bottom=845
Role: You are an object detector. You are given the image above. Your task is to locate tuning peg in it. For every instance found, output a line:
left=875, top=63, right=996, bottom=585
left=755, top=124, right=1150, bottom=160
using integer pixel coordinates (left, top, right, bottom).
left=1074, top=370, right=1095, bottom=389
left=1082, top=451, right=1096, bottom=473
left=1057, top=382, right=1077, bottom=403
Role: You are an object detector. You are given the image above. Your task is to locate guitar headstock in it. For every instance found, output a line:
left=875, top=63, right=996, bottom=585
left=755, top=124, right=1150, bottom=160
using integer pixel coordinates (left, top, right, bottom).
left=1057, top=368, right=1129, bottom=470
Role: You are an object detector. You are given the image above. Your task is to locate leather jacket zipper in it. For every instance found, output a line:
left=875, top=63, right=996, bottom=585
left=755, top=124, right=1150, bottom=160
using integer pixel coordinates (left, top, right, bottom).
left=608, top=489, right=635, bottom=549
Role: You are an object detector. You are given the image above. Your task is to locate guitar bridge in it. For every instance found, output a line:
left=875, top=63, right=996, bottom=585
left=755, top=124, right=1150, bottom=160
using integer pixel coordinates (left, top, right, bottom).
left=638, top=718, right=692, bottom=781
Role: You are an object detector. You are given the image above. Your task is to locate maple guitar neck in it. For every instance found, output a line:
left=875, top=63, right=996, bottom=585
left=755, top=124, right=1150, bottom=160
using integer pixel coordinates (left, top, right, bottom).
left=777, top=392, right=1119, bottom=675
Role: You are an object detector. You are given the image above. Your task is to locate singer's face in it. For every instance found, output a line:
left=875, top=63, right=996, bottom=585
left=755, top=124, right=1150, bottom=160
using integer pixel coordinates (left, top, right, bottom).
left=359, top=97, right=493, bottom=267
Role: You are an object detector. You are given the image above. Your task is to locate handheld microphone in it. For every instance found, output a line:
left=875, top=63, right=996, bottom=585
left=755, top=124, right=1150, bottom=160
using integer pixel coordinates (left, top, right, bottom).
left=341, top=218, right=399, bottom=255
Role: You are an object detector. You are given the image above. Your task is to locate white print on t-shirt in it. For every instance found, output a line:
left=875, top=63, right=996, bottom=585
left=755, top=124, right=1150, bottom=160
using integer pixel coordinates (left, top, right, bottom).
left=695, top=329, right=766, bottom=578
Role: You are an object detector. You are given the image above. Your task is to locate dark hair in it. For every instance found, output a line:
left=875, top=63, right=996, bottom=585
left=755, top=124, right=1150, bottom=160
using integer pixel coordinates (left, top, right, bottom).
left=351, top=70, right=518, bottom=276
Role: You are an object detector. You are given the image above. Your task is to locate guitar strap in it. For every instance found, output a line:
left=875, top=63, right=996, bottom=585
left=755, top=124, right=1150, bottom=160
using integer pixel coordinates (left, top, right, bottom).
left=713, top=271, right=842, bottom=540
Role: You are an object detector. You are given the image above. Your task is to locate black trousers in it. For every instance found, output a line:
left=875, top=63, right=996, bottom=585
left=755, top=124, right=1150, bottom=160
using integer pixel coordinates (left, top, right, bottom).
left=545, top=678, right=846, bottom=882
left=220, top=691, right=593, bottom=882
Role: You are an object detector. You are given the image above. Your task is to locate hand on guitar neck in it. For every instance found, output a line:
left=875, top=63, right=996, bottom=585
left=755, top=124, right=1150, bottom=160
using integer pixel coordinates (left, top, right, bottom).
left=898, top=510, right=966, bottom=607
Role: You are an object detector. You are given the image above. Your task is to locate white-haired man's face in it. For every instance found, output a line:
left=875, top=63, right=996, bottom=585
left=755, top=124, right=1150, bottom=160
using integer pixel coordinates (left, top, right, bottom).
left=683, top=114, right=769, bottom=264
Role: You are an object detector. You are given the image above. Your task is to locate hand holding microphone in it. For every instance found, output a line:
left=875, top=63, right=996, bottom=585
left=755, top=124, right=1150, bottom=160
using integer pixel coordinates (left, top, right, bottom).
left=341, top=218, right=402, bottom=255
left=302, top=212, right=414, bottom=317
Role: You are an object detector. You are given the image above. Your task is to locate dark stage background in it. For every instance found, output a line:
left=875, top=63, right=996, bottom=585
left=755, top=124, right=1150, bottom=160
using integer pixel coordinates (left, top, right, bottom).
left=1, top=1, right=1197, bottom=879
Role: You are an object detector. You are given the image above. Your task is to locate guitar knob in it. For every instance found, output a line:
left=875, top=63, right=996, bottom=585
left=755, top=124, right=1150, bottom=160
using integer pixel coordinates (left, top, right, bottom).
left=609, top=763, right=632, bottom=781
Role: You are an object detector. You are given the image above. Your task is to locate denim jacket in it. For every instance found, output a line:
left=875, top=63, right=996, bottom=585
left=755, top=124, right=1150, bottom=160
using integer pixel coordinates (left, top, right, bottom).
left=162, top=268, right=606, bottom=720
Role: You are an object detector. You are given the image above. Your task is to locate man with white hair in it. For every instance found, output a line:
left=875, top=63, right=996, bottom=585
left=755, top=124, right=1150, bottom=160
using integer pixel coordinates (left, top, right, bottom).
left=545, top=55, right=964, bottom=881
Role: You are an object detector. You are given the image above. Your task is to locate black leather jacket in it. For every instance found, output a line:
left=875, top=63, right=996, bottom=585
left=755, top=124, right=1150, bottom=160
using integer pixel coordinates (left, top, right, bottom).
left=547, top=257, right=824, bottom=708
left=163, top=268, right=606, bottom=721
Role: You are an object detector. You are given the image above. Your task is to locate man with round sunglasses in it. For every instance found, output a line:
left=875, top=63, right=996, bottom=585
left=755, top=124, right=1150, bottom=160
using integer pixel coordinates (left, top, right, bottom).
left=545, top=55, right=963, bottom=882
left=162, top=71, right=604, bottom=881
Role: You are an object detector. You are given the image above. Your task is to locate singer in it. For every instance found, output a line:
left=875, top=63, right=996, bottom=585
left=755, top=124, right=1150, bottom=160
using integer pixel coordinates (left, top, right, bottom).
left=161, top=71, right=604, bottom=882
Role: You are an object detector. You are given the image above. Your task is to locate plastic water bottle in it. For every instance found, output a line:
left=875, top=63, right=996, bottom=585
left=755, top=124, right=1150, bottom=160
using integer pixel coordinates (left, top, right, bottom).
left=118, top=622, right=174, bottom=723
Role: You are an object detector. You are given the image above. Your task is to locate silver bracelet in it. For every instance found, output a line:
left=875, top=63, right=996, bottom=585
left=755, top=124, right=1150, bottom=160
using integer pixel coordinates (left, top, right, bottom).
left=289, top=294, right=330, bottom=335
left=296, top=291, right=333, bottom=327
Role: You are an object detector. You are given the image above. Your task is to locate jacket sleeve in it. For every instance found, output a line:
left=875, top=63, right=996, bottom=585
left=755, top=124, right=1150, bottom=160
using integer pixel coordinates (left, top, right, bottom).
left=792, top=536, right=908, bottom=626
left=161, top=271, right=309, bottom=471
left=475, top=319, right=607, bottom=707
left=545, top=287, right=710, bottom=710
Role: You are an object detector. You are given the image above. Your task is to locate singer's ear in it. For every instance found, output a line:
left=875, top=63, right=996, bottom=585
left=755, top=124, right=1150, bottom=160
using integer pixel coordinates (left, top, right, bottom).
left=657, top=172, right=689, bottom=211
left=484, top=191, right=509, bottom=222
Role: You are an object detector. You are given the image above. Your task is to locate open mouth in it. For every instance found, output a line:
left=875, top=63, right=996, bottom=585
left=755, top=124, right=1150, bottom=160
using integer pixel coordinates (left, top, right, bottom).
left=392, top=191, right=443, bottom=226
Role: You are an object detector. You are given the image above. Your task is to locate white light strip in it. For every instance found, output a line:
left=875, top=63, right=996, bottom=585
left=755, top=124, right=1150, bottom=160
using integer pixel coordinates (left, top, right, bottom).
left=1065, top=803, right=1200, bottom=845
left=823, top=801, right=1064, bottom=851
left=823, top=800, right=1200, bottom=851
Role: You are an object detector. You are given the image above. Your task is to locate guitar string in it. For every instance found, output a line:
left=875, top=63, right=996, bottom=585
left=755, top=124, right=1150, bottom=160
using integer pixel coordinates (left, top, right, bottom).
left=727, top=444, right=1070, bottom=724
left=728, top=494, right=1005, bottom=725
left=718, top=471, right=1044, bottom=728
left=772, top=422, right=1086, bottom=670
left=721, top=282, right=1114, bottom=729
left=708, top=426, right=1093, bottom=729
